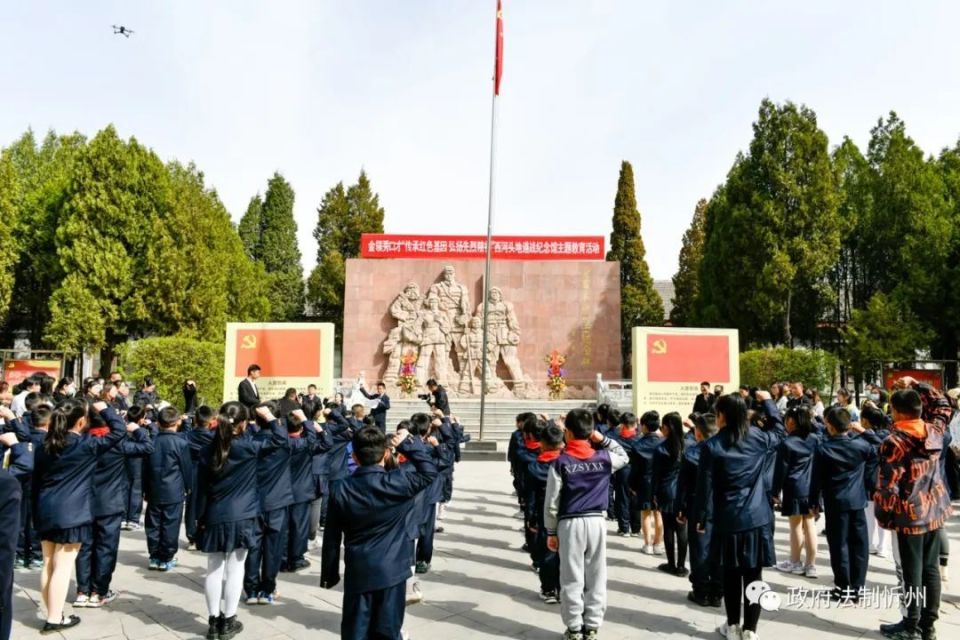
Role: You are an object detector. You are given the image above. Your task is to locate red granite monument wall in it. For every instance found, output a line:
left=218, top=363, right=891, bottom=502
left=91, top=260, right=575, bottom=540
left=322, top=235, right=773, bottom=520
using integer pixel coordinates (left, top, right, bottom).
left=341, top=258, right=622, bottom=396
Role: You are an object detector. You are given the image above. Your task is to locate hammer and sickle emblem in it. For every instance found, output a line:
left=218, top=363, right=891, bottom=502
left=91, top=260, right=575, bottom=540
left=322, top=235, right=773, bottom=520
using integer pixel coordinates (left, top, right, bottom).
left=240, top=334, right=257, bottom=349
left=651, top=339, right=667, bottom=355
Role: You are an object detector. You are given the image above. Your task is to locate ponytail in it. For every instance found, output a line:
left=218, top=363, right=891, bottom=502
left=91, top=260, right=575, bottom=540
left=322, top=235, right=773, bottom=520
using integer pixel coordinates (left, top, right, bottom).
left=662, top=412, right=686, bottom=463
left=211, top=401, right=248, bottom=475
left=715, top=393, right=748, bottom=445
left=44, top=398, right=88, bottom=455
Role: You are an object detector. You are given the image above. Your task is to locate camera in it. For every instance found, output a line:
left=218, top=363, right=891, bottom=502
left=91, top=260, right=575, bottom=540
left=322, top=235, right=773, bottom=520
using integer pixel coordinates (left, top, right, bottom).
left=417, top=393, right=431, bottom=402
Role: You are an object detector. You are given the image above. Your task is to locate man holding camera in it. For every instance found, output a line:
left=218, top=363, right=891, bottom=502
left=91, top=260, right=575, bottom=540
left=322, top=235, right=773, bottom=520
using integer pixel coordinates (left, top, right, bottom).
left=421, top=379, right=450, bottom=417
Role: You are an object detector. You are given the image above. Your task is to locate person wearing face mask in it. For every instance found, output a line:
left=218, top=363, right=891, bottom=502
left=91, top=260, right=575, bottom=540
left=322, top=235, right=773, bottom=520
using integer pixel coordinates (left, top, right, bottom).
left=53, top=378, right=76, bottom=404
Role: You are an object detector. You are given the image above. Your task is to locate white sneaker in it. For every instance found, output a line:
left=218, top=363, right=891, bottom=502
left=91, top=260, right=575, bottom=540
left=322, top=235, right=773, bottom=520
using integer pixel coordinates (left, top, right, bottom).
left=406, top=581, right=424, bottom=605
left=803, top=564, right=818, bottom=578
left=718, top=622, right=742, bottom=640
left=742, top=631, right=759, bottom=640
left=653, top=544, right=665, bottom=556
left=941, top=565, right=949, bottom=584
left=870, top=545, right=880, bottom=555
left=790, top=563, right=807, bottom=575
left=641, top=544, right=655, bottom=555
left=73, top=594, right=89, bottom=608
left=776, top=560, right=798, bottom=573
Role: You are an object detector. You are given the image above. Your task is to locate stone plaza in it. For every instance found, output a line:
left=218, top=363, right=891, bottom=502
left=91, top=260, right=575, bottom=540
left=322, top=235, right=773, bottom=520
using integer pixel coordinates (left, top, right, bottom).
left=11, top=460, right=960, bottom=639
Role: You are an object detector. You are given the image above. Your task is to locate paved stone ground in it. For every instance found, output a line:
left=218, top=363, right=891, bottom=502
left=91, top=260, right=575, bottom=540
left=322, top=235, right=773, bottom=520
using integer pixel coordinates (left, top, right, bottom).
left=12, top=460, right=960, bottom=639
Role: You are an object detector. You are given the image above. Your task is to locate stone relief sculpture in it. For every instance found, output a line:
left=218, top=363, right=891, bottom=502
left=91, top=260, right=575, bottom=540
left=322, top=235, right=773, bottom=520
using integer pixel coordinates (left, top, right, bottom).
left=382, top=267, right=529, bottom=398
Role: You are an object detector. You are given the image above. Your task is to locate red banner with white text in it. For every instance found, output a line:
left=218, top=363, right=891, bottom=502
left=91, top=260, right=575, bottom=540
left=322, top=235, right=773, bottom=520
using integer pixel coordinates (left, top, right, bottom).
left=360, top=234, right=605, bottom=260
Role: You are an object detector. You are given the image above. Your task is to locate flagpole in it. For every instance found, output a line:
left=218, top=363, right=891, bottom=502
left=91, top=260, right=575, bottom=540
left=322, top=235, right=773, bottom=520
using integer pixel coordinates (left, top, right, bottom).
left=479, top=0, right=502, bottom=442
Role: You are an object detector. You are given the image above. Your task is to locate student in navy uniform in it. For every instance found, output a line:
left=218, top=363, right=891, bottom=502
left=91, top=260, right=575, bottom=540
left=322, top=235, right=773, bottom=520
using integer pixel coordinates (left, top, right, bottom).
left=315, top=403, right=357, bottom=532
left=122, top=405, right=150, bottom=531
left=625, top=410, right=663, bottom=555
left=773, top=405, right=821, bottom=578
left=144, top=407, right=192, bottom=572
left=1, top=430, right=32, bottom=640
left=694, top=392, right=785, bottom=640
left=307, top=402, right=331, bottom=546
left=515, top=413, right=543, bottom=556
left=608, top=413, right=641, bottom=537
left=360, top=381, right=391, bottom=433
left=321, top=425, right=438, bottom=640
left=281, top=409, right=331, bottom=572
left=810, top=406, right=877, bottom=602
left=860, top=405, right=893, bottom=559
left=197, top=403, right=285, bottom=640
left=508, top=413, right=534, bottom=520
left=244, top=401, right=294, bottom=605
left=34, top=400, right=135, bottom=634
left=524, top=421, right=564, bottom=603
left=677, top=412, right=721, bottom=607
left=0, top=402, right=39, bottom=572
left=653, top=412, right=688, bottom=576
left=73, top=405, right=153, bottom=608
left=412, top=412, right=455, bottom=574
left=185, top=406, right=217, bottom=550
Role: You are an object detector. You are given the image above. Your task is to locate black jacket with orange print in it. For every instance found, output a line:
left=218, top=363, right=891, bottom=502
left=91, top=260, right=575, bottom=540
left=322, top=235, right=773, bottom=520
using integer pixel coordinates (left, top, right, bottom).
left=874, top=383, right=954, bottom=535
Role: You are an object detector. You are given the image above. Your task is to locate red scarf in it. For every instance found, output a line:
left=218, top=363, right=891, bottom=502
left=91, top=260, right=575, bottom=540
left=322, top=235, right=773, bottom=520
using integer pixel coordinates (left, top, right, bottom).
left=564, top=439, right=595, bottom=460
left=88, top=426, right=109, bottom=437
left=537, top=449, right=562, bottom=463
left=397, top=453, right=408, bottom=465
left=289, top=432, right=302, bottom=439
left=619, top=426, right=638, bottom=439
left=524, top=437, right=541, bottom=451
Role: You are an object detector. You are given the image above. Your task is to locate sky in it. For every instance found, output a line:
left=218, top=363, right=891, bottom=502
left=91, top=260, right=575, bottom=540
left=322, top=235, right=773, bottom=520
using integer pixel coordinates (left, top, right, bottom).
left=3, top=1, right=960, bottom=280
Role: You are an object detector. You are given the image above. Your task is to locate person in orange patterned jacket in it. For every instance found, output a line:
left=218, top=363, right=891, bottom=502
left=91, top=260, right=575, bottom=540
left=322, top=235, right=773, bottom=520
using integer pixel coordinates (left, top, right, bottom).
left=875, top=377, right=953, bottom=640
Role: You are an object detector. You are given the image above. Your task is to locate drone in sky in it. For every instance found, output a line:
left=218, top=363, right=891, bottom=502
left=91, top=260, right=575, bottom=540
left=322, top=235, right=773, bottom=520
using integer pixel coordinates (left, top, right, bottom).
left=112, top=25, right=134, bottom=38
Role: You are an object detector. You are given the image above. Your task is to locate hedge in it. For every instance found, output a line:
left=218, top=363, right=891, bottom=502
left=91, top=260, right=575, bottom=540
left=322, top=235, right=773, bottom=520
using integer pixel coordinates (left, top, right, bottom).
left=118, top=336, right=224, bottom=410
left=739, top=347, right=838, bottom=392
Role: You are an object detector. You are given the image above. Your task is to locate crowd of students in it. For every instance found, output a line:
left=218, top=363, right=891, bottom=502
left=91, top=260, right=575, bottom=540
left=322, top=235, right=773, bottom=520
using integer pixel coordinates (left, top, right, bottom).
left=508, top=379, right=959, bottom=640
left=0, top=369, right=465, bottom=640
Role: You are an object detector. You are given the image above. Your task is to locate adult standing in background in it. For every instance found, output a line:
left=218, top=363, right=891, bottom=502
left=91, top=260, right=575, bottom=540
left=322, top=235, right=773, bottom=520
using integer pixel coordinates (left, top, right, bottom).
left=693, top=382, right=715, bottom=415
left=360, top=381, right=391, bottom=433
left=238, top=365, right=261, bottom=409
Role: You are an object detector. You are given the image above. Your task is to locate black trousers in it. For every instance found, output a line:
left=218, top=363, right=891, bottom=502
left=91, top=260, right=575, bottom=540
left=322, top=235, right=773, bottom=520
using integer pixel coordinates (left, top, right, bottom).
left=662, top=512, right=688, bottom=570
left=75, top=513, right=124, bottom=595
left=342, top=580, right=406, bottom=640
left=244, top=507, right=287, bottom=596
left=533, top=528, right=560, bottom=593
left=145, top=502, right=183, bottom=562
left=0, top=474, right=22, bottom=640
left=284, top=501, right=311, bottom=567
left=688, top=518, right=721, bottom=597
left=416, top=503, right=437, bottom=564
left=824, top=508, right=869, bottom=592
left=898, top=530, right=942, bottom=632
left=16, top=477, right=38, bottom=564
left=185, top=474, right=200, bottom=544
left=724, top=566, right=763, bottom=632
left=125, top=458, right=143, bottom=522
left=613, top=468, right=639, bottom=533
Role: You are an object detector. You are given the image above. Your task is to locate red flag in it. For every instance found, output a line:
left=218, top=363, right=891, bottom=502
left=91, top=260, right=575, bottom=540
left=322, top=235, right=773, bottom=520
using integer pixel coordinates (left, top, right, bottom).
left=646, top=334, right=732, bottom=383
left=494, top=0, right=504, bottom=95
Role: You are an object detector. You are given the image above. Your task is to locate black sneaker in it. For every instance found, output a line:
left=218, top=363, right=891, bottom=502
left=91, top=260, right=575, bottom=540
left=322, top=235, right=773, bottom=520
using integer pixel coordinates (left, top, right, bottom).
left=707, top=594, right=723, bottom=608
left=206, top=615, right=219, bottom=640
left=657, top=563, right=676, bottom=574
left=41, top=615, right=81, bottom=634
left=415, top=561, right=431, bottom=574
left=687, top=590, right=710, bottom=607
left=675, top=567, right=689, bottom=578
left=219, top=615, right=243, bottom=640
left=921, top=627, right=937, bottom=640
left=584, top=629, right=599, bottom=640
left=563, top=629, right=583, bottom=640
left=293, top=558, right=311, bottom=571
left=881, top=620, right=920, bottom=640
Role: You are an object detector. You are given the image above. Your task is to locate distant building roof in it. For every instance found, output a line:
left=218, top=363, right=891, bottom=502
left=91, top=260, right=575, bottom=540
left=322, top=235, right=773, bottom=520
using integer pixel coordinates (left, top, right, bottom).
left=654, top=280, right=674, bottom=321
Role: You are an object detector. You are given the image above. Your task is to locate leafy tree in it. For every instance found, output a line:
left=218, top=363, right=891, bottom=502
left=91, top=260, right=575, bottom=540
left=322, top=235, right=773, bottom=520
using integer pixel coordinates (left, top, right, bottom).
left=118, top=336, right=225, bottom=409
left=740, top=347, right=838, bottom=391
left=697, top=100, right=840, bottom=346
left=607, top=161, right=663, bottom=371
left=842, top=292, right=930, bottom=383
left=0, top=155, right=21, bottom=325
left=669, top=198, right=708, bottom=326
left=237, top=194, right=263, bottom=260
left=306, top=170, right=385, bottom=329
left=243, top=173, right=304, bottom=321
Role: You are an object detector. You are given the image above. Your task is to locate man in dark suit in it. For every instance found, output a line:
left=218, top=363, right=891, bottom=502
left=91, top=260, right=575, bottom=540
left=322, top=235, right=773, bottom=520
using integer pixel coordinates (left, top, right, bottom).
left=360, top=382, right=391, bottom=433
left=692, top=382, right=715, bottom=415
left=426, top=379, right=450, bottom=417
left=300, top=384, right=322, bottom=419
left=238, top=364, right=261, bottom=409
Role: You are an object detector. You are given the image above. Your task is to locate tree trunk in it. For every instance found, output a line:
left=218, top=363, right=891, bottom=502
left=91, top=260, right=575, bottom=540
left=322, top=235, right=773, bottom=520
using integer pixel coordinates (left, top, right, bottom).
left=783, top=289, right=793, bottom=347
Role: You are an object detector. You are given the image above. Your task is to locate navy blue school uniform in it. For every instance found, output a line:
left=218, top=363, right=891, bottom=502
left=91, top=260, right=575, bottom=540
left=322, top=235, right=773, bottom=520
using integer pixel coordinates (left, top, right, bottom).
left=810, top=430, right=877, bottom=595
left=694, top=399, right=785, bottom=569
left=438, top=419, right=458, bottom=504
left=323, top=410, right=357, bottom=483
left=516, top=442, right=541, bottom=552
left=524, top=450, right=562, bottom=595
left=360, top=388, right=391, bottom=433
left=75, top=425, right=152, bottom=596
left=609, top=427, right=641, bottom=534
left=144, top=429, right=192, bottom=564
left=320, top=436, right=438, bottom=640
left=415, top=437, right=455, bottom=566
left=677, top=440, right=720, bottom=599
left=773, top=432, right=820, bottom=516
left=196, top=420, right=288, bottom=554
left=626, top=432, right=662, bottom=511
left=3, top=417, right=38, bottom=569
left=34, top=407, right=127, bottom=544
left=184, top=426, right=216, bottom=545
left=244, top=420, right=294, bottom=599
left=283, top=422, right=331, bottom=569
left=652, top=440, right=683, bottom=515
left=508, top=429, right=525, bottom=503
left=1, top=443, right=31, bottom=640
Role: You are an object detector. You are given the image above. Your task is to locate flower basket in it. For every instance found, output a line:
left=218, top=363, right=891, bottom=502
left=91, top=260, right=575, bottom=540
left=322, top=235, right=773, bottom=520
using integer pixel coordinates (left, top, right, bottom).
left=397, top=351, right=419, bottom=396
left=544, top=350, right=567, bottom=400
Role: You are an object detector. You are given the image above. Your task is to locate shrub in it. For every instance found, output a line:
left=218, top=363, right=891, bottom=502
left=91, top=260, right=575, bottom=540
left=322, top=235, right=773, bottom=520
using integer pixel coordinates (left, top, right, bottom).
left=118, top=336, right=224, bottom=410
left=739, top=347, right=838, bottom=392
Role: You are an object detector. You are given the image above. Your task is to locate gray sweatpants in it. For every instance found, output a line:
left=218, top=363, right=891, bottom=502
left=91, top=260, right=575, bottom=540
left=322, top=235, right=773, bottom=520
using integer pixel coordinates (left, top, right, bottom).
left=559, top=516, right=607, bottom=631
